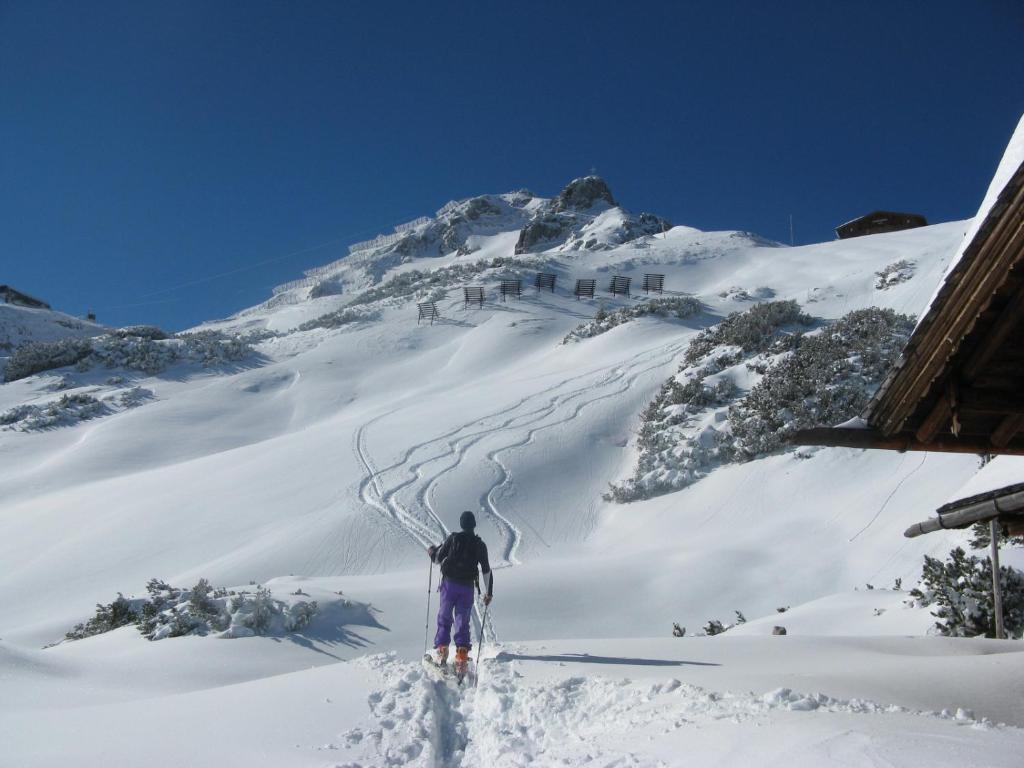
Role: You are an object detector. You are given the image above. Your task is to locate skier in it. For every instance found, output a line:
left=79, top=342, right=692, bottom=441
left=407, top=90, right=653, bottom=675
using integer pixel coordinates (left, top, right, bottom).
left=427, top=511, right=493, bottom=677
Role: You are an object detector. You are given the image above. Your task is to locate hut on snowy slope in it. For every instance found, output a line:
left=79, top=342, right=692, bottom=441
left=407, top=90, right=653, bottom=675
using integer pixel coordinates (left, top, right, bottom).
left=835, top=211, right=927, bottom=239
left=796, top=113, right=1024, bottom=456
left=0, top=285, right=50, bottom=309
left=794, top=113, right=1024, bottom=637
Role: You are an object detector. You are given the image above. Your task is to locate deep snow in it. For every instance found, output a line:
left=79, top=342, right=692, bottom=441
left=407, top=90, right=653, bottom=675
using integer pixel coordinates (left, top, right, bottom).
left=2, top=176, right=1022, bottom=766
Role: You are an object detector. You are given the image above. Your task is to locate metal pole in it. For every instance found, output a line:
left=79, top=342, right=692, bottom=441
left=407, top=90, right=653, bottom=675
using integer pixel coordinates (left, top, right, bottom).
left=474, top=602, right=489, bottom=688
left=990, top=519, right=1005, bottom=640
left=423, top=560, right=434, bottom=655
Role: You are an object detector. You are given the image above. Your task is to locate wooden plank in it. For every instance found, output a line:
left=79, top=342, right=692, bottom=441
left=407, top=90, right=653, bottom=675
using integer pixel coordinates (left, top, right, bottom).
left=789, top=427, right=1024, bottom=455
left=962, top=286, right=1024, bottom=383
left=959, top=388, right=1024, bottom=416
left=915, top=389, right=952, bottom=443
left=992, top=414, right=1024, bottom=449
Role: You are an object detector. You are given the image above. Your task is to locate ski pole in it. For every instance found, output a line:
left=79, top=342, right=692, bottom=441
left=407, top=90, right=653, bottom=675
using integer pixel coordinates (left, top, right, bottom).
left=423, top=559, right=433, bottom=656
left=474, top=601, right=489, bottom=688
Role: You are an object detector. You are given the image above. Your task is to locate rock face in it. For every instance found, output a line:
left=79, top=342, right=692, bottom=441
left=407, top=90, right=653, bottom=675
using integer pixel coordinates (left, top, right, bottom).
left=552, top=176, right=616, bottom=212
left=514, top=215, right=571, bottom=255
left=623, top=212, right=672, bottom=240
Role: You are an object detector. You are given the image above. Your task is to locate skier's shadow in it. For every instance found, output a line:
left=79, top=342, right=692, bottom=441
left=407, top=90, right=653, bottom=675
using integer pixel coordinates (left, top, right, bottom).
left=495, top=652, right=720, bottom=667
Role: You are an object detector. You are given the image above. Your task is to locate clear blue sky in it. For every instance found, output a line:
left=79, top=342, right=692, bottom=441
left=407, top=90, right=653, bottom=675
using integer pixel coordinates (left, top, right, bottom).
left=2, top=1, right=1022, bottom=331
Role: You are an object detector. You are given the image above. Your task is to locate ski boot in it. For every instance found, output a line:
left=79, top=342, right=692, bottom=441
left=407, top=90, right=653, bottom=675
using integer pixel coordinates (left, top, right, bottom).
left=435, top=644, right=449, bottom=668
left=454, top=646, right=471, bottom=682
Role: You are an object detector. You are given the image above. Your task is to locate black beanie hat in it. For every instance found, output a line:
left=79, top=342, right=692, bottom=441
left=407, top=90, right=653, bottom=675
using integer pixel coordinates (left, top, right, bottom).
left=460, top=511, right=476, bottom=531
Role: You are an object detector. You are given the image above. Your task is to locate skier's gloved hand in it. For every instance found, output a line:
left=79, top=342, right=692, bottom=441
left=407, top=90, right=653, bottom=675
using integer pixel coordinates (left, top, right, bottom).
left=427, top=545, right=437, bottom=559
left=483, top=595, right=492, bottom=606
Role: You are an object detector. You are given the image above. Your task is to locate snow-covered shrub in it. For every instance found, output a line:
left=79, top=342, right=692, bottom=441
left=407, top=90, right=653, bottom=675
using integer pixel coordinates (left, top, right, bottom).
left=718, top=286, right=776, bottom=302
left=4, top=329, right=254, bottom=381
left=65, top=594, right=143, bottom=641
left=908, top=548, right=1024, bottom=638
left=1, top=393, right=107, bottom=431
left=86, top=336, right=177, bottom=374
left=610, top=304, right=910, bottom=502
left=703, top=619, right=727, bottom=636
left=65, top=578, right=319, bottom=642
left=875, top=260, right=915, bottom=290
left=176, top=330, right=252, bottom=366
left=297, top=306, right=379, bottom=332
left=562, top=296, right=703, bottom=343
left=86, top=330, right=253, bottom=374
left=683, top=300, right=811, bottom=364
left=3, top=338, right=93, bottom=382
left=117, top=386, right=152, bottom=408
left=113, top=325, right=169, bottom=340
left=726, top=308, right=914, bottom=459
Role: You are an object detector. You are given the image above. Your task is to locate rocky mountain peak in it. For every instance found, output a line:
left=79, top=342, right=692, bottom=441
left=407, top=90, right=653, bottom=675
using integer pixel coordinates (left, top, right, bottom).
left=552, top=176, right=617, bottom=212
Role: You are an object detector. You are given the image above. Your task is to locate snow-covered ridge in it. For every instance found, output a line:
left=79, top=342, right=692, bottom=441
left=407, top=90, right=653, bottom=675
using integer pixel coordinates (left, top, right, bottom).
left=253, top=176, right=676, bottom=321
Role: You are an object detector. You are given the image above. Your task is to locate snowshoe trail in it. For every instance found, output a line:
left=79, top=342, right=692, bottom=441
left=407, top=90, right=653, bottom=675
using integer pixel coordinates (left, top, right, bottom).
left=344, top=650, right=1019, bottom=768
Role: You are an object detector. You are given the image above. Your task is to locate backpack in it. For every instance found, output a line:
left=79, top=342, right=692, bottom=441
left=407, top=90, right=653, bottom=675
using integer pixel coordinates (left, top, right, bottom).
left=440, top=532, right=480, bottom=586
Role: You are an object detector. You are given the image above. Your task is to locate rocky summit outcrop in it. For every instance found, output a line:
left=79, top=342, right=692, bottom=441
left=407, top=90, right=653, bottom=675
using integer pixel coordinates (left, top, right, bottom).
left=514, top=214, right=573, bottom=255
left=622, top=212, right=672, bottom=240
left=551, top=176, right=616, bottom=212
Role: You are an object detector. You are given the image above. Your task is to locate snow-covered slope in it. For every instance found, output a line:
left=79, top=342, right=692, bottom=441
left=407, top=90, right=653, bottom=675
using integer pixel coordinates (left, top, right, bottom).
left=3, top=173, right=1022, bottom=766
left=0, top=301, right=105, bottom=355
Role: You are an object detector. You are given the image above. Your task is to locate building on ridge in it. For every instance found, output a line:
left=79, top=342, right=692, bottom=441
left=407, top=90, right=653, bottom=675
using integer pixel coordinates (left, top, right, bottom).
left=0, top=285, right=51, bottom=309
left=835, top=210, right=927, bottom=239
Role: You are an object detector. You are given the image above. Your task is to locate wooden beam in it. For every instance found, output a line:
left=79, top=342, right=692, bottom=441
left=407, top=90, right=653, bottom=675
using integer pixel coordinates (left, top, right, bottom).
left=992, top=414, right=1024, bottom=449
left=959, top=388, right=1024, bottom=416
left=962, top=283, right=1024, bottom=383
left=789, top=427, right=1024, bottom=455
left=915, top=388, right=952, bottom=443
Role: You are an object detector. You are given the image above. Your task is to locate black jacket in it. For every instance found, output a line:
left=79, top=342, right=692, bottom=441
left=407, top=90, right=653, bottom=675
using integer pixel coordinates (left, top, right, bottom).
left=432, top=531, right=493, bottom=596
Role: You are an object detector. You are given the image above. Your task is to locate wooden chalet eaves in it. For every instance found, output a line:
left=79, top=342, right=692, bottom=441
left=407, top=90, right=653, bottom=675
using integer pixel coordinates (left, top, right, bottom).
left=793, top=158, right=1024, bottom=456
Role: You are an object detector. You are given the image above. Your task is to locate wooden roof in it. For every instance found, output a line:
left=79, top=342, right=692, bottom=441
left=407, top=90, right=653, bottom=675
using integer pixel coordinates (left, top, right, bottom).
left=938, top=480, right=1024, bottom=514
left=835, top=210, right=927, bottom=237
left=794, top=158, right=1024, bottom=455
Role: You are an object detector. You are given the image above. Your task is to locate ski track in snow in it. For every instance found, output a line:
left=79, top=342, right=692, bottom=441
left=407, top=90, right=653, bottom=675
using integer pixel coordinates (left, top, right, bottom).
left=348, top=338, right=685, bottom=648
left=352, top=339, right=685, bottom=570
left=334, top=651, right=1012, bottom=768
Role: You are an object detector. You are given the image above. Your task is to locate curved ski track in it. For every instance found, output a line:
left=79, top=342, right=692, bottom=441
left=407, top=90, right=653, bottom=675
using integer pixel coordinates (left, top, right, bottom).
left=353, top=339, right=686, bottom=575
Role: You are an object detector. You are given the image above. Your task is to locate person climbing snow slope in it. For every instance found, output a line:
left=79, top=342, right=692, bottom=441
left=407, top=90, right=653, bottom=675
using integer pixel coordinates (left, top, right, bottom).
left=428, top=511, right=493, bottom=678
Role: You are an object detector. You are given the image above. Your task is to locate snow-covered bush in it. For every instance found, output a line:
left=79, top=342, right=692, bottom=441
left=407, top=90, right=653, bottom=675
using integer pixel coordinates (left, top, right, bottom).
left=726, top=308, right=914, bottom=459
left=610, top=304, right=911, bottom=502
left=1, top=393, right=106, bottom=430
left=683, top=300, right=811, bottom=364
left=175, top=330, right=253, bottom=366
left=562, top=296, right=703, bottom=343
left=908, top=548, right=1024, bottom=638
left=65, top=594, right=144, bottom=641
left=297, top=306, right=379, bottom=332
left=113, top=325, right=169, bottom=340
left=86, top=336, right=178, bottom=374
left=703, top=619, right=727, bottom=636
left=875, top=260, right=915, bottom=290
left=63, top=578, right=319, bottom=642
left=3, top=338, right=93, bottom=382
left=141, top=579, right=318, bottom=640
left=3, top=330, right=254, bottom=381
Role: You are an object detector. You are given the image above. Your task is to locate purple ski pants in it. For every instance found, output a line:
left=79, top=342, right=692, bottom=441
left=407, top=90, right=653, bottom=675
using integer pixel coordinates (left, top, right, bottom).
left=434, top=578, right=475, bottom=649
